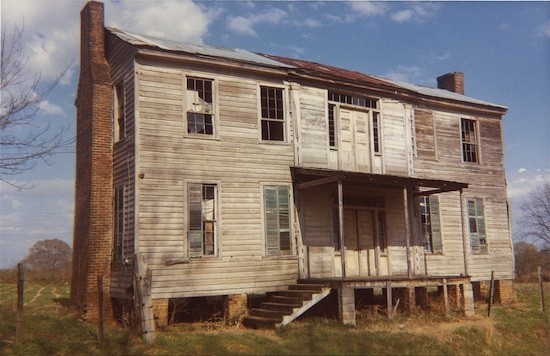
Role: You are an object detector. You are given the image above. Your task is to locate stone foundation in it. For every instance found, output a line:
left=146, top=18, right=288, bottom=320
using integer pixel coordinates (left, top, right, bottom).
left=494, top=280, right=516, bottom=304
left=225, top=294, right=248, bottom=324
left=152, top=299, right=169, bottom=327
left=338, top=287, right=356, bottom=325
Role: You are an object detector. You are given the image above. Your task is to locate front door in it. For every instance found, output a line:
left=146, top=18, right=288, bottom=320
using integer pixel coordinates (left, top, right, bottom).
left=344, top=208, right=387, bottom=277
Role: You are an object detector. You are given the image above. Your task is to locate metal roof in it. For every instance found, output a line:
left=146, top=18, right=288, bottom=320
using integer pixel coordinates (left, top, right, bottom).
left=107, top=27, right=294, bottom=68
left=108, top=27, right=506, bottom=111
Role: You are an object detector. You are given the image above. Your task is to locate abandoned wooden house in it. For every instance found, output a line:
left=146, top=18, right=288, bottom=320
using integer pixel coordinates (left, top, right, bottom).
left=72, top=1, right=515, bottom=333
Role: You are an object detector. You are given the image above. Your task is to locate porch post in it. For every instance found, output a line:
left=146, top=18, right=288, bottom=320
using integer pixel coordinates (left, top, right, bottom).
left=460, top=189, right=469, bottom=276
left=403, top=187, right=412, bottom=278
left=338, top=179, right=346, bottom=279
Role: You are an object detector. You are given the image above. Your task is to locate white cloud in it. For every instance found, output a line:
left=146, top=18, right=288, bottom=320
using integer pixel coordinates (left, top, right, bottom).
left=227, top=8, right=287, bottom=36
left=391, top=3, right=440, bottom=24
left=383, top=65, right=423, bottom=82
left=349, top=1, right=388, bottom=17
left=507, top=169, right=550, bottom=199
left=518, top=168, right=527, bottom=174
left=39, top=100, right=66, bottom=116
left=536, top=19, right=550, bottom=38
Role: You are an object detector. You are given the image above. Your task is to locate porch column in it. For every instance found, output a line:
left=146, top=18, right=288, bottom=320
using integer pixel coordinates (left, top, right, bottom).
left=338, top=287, right=356, bottom=325
left=460, top=189, right=469, bottom=276
left=338, top=179, right=346, bottom=279
left=403, top=187, right=412, bottom=278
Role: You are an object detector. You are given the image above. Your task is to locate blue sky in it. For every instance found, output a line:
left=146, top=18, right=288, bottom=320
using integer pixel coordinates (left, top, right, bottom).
left=1, top=1, right=549, bottom=268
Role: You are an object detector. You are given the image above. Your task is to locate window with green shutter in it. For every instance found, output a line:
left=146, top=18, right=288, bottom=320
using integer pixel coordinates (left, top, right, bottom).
left=264, top=186, right=291, bottom=255
left=419, top=195, right=443, bottom=254
left=468, top=198, right=487, bottom=254
left=188, top=183, right=217, bottom=257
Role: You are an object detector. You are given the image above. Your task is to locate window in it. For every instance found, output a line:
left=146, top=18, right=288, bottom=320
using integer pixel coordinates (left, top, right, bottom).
left=113, top=186, right=124, bottom=259
left=372, top=112, right=380, bottom=154
left=114, top=83, right=125, bottom=142
left=186, top=78, right=214, bottom=135
left=377, top=211, right=387, bottom=251
left=468, top=198, right=487, bottom=254
left=264, top=186, right=291, bottom=255
left=328, top=91, right=378, bottom=109
left=260, top=86, right=285, bottom=141
left=328, top=104, right=336, bottom=148
left=461, top=118, right=478, bottom=162
left=419, top=195, right=442, bottom=254
left=188, top=183, right=217, bottom=257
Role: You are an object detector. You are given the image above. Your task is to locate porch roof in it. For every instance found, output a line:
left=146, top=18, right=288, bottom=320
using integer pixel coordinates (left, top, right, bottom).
left=291, top=167, right=468, bottom=196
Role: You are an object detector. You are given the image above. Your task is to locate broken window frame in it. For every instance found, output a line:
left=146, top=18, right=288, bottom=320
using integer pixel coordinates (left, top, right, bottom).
left=259, top=85, right=286, bottom=142
left=113, top=185, right=124, bottom=260
left=188, top=183, right=218, bottom=258
left=419, top=195, right=443, bottom=254
left=113, top=82, right=125, bottom=143
left=263, top=185, right=292, bottom=256
left=468, top=198, right=488, bottom=254
left=461, top=118, right=479, bottom=163
left=185, top=77, right=216, bottom=137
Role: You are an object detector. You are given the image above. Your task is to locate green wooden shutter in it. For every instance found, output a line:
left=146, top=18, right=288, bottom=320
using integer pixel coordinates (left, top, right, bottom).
left=188, top=183, right=203, bottom=257
left=429, top=195, right=442, bottom=253
left=278, top=187, right=290, bottom=251
left=476, top=198, right=487, bottom=253
left=265, top=187, right=279, bottom=255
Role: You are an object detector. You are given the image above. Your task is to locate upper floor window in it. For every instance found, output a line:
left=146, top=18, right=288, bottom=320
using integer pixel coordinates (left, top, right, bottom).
left=188, top=183, right=217, bottom=257
left=419, top=195, right=442, bottom=254
left=372, top=112, right=381, bottom=154
left=461, top=118, right=478, bottom=163
left=264, top=186, right=291, bottom=255
left=186, top=77, right=214, bottom=135
left=328, top=104, right=336, bottom=148
left=114, top=83, right=125, bottom=142
left=468, top=198, right=487, bottom=254
left=260, top=86, right=285, bottom=141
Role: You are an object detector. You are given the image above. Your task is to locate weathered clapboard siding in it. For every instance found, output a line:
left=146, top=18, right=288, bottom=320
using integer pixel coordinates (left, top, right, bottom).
left=380, top=99, right=410, bottom=176
left=134, top=58, right=299, bottom=297
left=413, top=107, right=513, bottom=281
left=106, top=34, right=137, bottom=298
left=298, top=86, right=329, bottom=168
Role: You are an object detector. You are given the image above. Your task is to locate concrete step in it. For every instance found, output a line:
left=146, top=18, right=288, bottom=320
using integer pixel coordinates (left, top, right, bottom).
left=242, top=315, right=277, bottom=329
left=249, top=308, right=284, bottom=321
left=289, top=283, right=326, bottom=292
left=269, top=295, right=305, bottom=306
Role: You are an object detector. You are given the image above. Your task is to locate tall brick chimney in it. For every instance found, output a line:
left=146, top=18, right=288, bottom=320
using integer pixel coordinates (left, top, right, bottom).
left=437, top=72, right=464, bottom=95
left=71, top=1, right=114, bottom=321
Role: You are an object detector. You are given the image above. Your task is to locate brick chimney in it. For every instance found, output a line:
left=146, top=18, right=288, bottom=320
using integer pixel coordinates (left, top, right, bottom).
left=71, top=1, right=114, bottom=321
left=437, top=72, right=464, bottom=95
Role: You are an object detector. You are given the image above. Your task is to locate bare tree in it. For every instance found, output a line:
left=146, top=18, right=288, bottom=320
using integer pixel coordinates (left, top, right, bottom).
left=21, top=239, right=72, bottom=282
left=518, top=183, right=550, bottom=248
left=1, top=25, right=73, bottom=189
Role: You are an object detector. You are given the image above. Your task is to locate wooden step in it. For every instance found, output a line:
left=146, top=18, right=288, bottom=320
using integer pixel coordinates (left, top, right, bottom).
left=289, top=284, right=326, bottom=292
left=242, top=315, right=277, bottom=329
left=261, top=302, right=297, bottom=314
left=278, top=290, right=316, bottom=299
left=269, top=295, right=305, bottom=306
left=249, top=308, right=284, bottom=321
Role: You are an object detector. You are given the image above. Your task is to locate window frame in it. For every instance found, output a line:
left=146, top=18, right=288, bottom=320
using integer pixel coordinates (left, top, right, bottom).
left=186, top=182, right=220, bottom=258
left=113, top=82, right=125, bottom=143
left=113, top=185, right=125, bottom=260
left=184, top=76, right=218, bottom=139
left=261, top=183, right=293, bottom=256
left=467, top=197, right=488, bottom=255
left=460, top=118, right=480, bottom=163
left=258, top=84, right=289, bottom=143
left=419, top=195, right=443, bottom=254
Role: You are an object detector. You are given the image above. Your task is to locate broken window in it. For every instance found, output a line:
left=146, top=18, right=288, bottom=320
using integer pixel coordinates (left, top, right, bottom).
left=188, top=183, right=217, bottom=257
left=468, top=198, right=487, bottom=254
left=264, top=186, right=290, bottom=255
left=260, top=86, right=285, bottom=141
left=113, top=186, right=124, bottom=259
left=419, top=195, right=442, bottom=254
left=186, top=78, right=214, bottom=135
left=461, top=118, right=478, bottom=163
left=114, top=82, right=125, bottom=142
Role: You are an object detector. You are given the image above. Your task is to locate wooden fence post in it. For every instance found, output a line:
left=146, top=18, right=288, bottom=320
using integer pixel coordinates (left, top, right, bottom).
left=488, top=271, right=495, bottom=317
left=16, top=263, right=24, bottom=343
left=538, top=266, right=546, bottom=313
left=97, top=275, right=105, bottom=346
